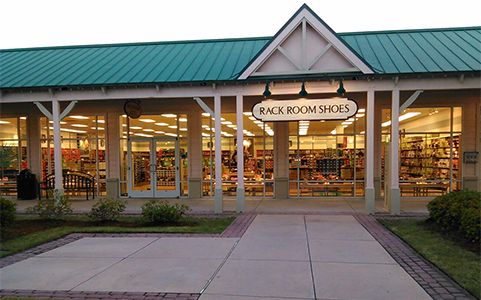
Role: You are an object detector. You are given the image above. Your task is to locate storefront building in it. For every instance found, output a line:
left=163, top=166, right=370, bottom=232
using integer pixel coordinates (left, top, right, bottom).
left=1, top=5, right=480, bottom=213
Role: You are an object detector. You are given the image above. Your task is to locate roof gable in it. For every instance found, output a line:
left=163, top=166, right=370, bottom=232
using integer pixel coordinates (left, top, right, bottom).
left=238, top=4, right=374, bottom=79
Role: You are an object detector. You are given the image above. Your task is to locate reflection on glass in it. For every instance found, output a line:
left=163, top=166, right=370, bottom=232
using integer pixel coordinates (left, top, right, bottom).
left=131, top=141, right=151, bottom=191
left=155, top=140, right=176, bottom=192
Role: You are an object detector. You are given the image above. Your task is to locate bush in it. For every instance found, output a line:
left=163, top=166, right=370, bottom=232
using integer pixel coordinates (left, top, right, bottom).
left=0, top=198, right=16, bottom=231
left=26, top=191, right=72, bottom=219
left=141, top=200, right=189, bottom=224
left=428, top=190, right=481, bottom=242
left=88, top=198, right=127, bottom=222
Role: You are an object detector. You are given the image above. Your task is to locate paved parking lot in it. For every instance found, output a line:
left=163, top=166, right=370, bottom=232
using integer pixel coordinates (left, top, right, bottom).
left=0, top=215, right=431, bottom=299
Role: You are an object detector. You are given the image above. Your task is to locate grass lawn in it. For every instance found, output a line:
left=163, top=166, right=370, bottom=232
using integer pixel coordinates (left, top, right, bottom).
left=0, top=215, right=234, bottom=258
left=380, top=218, right=480, bottom=299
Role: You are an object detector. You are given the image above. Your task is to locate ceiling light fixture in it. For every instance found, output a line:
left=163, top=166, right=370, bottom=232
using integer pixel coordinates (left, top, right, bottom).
left=381, top=112, right=421, bottom=127
left=69, top=115, right=89, bottom=120
left=139, top=119, right=156, bottom=123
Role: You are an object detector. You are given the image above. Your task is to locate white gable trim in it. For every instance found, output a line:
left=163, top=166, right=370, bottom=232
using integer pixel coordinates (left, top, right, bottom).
left=238, top=8, right=374, bottom=80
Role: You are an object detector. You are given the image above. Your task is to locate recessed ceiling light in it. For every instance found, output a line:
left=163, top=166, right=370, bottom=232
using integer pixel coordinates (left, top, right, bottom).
left=179, top=118, right=187, bottom=122
left=155, top=122, right=168, bottom=126
left=130, top=126, right=142, bottom=130
left=143, top=129, right=155, bottom=132
left=134, top=133, right=153, bottom=137
left=92, top=119, right=105, bottom=123
left=358, top=109, right=366, bottom=113
left=72, top=124, right=88, bottom=128
left=90, top=127, right=104, bottom=130
left=202, top=113, right=211, bottom=117
left=20, top=117, right=27, bottom=120
left=69, top=115, right=89, bottom=120
left=165, top=133, right=177, bottom=137
left=179, top=128, right=188, bottom=131
left=53, top=127, right=87, bottom=133
left=154, top=131, right=165, bottom=134
left=161, top=114, right=177, bottom=118
left=243, top=112, right=252, bottom=116
left=139, top=119, right=156, bottom=123
left=168, top=125, right=177, bottom=129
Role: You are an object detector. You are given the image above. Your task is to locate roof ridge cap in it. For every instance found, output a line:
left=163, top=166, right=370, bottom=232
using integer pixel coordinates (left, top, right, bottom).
left=339, top=26, right=481, bottom=36
left=0, top=36, right=273, bottom=53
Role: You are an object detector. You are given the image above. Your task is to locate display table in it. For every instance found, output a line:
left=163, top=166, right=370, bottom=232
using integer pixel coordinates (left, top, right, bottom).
left=400, top=182, right=449, bottom=196
left=300, top=182, right=354, bottom=196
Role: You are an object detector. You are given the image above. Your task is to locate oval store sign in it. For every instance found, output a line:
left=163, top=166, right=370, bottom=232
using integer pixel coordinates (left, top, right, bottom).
left=252, top=98, right=358, bottom=122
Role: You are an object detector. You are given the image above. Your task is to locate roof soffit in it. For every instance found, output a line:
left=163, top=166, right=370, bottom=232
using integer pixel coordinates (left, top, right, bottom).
left=238, top=4, right=374, bottom=79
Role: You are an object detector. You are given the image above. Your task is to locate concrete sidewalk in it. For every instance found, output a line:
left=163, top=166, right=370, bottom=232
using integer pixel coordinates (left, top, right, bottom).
left=0, top=215, right=431, bottom=299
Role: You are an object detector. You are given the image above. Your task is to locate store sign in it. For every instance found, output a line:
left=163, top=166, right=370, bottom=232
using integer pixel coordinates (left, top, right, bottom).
left=252, top=98, right=358, bottom=121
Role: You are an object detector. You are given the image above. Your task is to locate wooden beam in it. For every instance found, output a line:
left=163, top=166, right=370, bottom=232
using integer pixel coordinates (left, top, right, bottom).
left=307, top=44, right=332, bottom=70
left=277, top=46, right=302, bottom=70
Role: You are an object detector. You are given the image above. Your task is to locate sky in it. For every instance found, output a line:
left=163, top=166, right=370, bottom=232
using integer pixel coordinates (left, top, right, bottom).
left=1, top=0, right=480, bottom=49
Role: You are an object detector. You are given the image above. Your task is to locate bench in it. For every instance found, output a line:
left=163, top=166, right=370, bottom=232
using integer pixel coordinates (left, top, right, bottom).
left=41, top=171, right=96, bottom=200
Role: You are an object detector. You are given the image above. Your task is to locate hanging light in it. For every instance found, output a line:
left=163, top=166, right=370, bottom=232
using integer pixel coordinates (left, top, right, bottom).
left=299, top=82, right=308, bottom=97
left=262, top=82, right=271, bottom=98
left=337, top=80, right=346, bottom=96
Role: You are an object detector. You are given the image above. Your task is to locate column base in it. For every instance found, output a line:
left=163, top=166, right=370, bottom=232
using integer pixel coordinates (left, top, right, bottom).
left=236, top=187, right=245, bottom=213
left=214, top=188, right=223, bottom=214
left=188, top=178, right=202, bottom=198
left=274, top=178, right=289, bottom=199
left=374, top=177, right=382, bottom=201
left=388, top=187, right=400, bottom=215
left=106, top=178, right=119, bottom=199
left=365, top=187, right=375, bottom=214
left=463, top=176, right=479, bottom=192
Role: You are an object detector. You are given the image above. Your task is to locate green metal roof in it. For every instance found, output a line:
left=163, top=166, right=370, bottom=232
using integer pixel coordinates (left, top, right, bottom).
left=340, top=27, right=481, bottom=74
left=0, top=27, right=480, bottom=89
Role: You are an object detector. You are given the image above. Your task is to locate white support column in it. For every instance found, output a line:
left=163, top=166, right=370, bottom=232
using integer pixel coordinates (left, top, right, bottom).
left=214, top=95, right=223, bottom=213
left=236, top=94, right=245, bottom=213
left=51, top=99, right=64, bottom=196
left=365, top=89, right=375, bottom=213
left=390, top=89, right=401, bottom=214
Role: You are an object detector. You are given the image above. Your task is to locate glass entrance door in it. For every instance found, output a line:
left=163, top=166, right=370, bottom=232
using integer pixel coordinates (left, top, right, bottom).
left=128, top=138, right=179, bottom=198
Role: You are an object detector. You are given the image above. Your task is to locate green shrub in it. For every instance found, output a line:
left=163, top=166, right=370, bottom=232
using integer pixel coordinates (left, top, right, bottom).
left=26, top=191, right=72, bottom=219
left=0, top=198, right=16, bottom=231
left=141, top=200, right=189, bottom=224
left=428, top=190, right=481, bottom=242
left=88, top=198, right=127, bottom=222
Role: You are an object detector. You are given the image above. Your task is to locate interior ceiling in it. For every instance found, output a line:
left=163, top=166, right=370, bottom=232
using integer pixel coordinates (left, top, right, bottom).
left=0, top=106, right=459, bottom=140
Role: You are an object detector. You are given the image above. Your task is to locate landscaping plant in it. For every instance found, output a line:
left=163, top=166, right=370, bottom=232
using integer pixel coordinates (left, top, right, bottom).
left=141, top=200, right=189, bottom=224
left=26, top=190, right=72, bottom=219
left=88, top=198, right=127, bottom=222
left=427, top=190, right=481, bottom=243
left=0, top=198, right=16, bottom=233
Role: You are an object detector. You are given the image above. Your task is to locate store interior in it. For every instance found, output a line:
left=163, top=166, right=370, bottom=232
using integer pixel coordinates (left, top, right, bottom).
left=0, top=105, right=464, bottom=199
